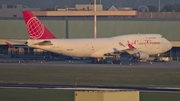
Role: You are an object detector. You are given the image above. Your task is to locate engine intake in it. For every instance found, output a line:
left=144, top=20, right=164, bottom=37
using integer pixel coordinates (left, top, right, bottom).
left=132, top=51, right=149, bottom=60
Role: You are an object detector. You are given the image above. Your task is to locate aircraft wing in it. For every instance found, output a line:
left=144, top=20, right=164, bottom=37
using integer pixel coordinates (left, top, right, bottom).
left=104, top=43, right=144, bottom=56
left=104, top=48, right=122, bottom=56
left=123, top=43, right=140, bottom=54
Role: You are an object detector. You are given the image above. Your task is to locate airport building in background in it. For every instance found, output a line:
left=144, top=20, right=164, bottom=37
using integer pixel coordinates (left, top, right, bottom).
left=0, top=4, right=180, bottom=60
left=0, top=4, right=40, bottom=17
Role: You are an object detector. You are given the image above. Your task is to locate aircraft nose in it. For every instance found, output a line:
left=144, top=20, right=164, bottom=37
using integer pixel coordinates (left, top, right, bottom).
left=167, top=42, right=173, bottom=50
left=162, top=38, right=172, bottom=51
left=165, top=40, right=172, bottom=50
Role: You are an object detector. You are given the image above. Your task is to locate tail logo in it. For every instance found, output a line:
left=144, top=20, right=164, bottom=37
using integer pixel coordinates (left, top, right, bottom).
left=26, top=17, right=44, bottom=39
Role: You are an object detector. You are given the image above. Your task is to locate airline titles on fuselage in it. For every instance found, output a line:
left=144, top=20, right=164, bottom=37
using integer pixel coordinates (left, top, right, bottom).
left=119, top=40, right=161, bottom=47
left=127, top=40, right=160, bottom=45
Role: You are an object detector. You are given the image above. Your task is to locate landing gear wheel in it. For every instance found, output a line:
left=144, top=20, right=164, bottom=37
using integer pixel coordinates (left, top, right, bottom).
left=91, top=58, right=107, bottom=64
left=112, top=59, right=121, bottom=64
left=99, top=59, right=108, bottom=64
left=91, top=59, right=98, bottom=64
left=112, top=55, right=121, bottom=64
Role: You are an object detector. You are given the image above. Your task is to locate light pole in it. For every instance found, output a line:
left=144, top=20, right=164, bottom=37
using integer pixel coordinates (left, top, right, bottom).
left=94, top=0, right=97, bottom=38
left=158, top=0, right=161, bottom=12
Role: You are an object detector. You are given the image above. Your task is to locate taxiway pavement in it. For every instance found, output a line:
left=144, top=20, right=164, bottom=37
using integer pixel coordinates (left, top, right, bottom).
left=0, top=59, right=179, bottom=68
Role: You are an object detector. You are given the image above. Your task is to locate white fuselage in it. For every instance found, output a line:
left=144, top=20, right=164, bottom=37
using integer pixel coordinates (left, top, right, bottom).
left=27, top=34, right=172, bottom=58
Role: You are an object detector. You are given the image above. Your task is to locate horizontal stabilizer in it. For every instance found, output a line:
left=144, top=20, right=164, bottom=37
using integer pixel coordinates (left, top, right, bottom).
left=5, top=39, right=27, bottom=45
left=5, top=41, right=29, bottom=48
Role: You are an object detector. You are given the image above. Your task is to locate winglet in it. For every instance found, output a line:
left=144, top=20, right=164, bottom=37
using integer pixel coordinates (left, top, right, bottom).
left=22, top=11, right=56, bottom=39
left=128, top=44, right=135, bottom=49
left=113, top=48, right=120, bottom=53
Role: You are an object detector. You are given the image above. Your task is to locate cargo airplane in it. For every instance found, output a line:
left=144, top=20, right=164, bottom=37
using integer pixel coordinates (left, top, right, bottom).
left=21, top=11, right=172, bottom=64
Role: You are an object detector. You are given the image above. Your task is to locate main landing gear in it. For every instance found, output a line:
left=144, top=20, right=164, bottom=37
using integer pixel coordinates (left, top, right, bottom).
left=112, top=59, right=121, bottom=64
left=91, top=55, right=121, bottom=64
left=112, top=55, right=121, bottom=64
left=91, top=58, right=108, bottom=64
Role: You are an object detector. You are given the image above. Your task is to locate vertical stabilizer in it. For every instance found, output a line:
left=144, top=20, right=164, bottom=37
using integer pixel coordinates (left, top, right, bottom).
left=22, top=11, right=56, bottom=39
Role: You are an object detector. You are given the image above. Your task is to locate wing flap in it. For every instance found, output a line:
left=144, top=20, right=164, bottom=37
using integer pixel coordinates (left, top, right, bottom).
left=124, top=48, right=140, bottom=54
left=104, top=48, right=123, bottom=56
left=103, top=44, right=140, bottom=56
left=104, top=48, right=143, bottom=56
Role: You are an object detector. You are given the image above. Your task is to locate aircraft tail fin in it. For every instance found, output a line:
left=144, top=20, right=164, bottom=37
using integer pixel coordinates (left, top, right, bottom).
left=22, top=11, right=56, bottom=39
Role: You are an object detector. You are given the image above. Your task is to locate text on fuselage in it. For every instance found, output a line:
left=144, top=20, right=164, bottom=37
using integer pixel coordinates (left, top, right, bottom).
left=127, top=40, right=160, bottom=45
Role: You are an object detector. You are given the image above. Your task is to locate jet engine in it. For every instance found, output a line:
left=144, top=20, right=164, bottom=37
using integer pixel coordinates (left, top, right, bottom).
left=132, top=51, right=149, bottom=60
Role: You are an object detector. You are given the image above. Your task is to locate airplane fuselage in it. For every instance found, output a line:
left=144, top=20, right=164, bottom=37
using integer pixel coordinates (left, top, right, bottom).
left=27, top=34, right=172, bottom=58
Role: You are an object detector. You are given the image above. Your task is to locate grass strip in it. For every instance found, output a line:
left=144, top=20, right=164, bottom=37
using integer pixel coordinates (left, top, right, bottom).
left=0, top=65, right=180, bottom=87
